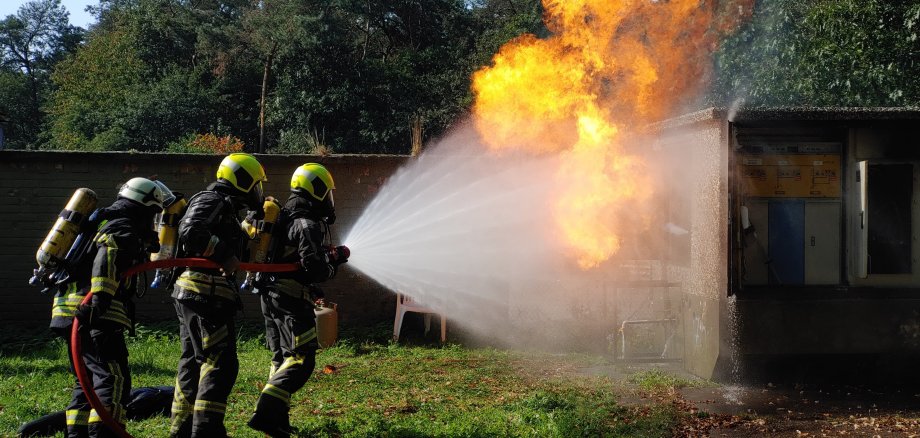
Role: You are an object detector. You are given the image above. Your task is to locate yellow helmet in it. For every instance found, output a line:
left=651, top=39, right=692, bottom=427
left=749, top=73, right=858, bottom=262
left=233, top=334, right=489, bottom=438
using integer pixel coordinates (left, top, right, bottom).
left=291, top=163, right=335, bottom=201
left=216, top=153, right=267, bottom=194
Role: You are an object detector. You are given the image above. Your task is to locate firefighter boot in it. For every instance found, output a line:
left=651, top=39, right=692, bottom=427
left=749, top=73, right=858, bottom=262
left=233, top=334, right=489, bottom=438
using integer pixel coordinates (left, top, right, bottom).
left=247, top=394, right=292, bottom=438
left=88, top=420, right=125, bottom=438
left=66, top=423, right=89, bottom=438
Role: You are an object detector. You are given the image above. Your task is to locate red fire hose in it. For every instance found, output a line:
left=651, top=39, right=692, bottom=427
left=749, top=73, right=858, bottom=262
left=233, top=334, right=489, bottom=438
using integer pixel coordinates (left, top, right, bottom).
left=70, top=258, right=299, bottom=438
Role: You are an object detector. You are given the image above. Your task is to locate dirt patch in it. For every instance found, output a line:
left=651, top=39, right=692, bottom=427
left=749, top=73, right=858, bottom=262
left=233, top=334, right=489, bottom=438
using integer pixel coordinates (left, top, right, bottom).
left=678, top=384, right=920, bottom=437
left=580, top=364, right=920, bottom=436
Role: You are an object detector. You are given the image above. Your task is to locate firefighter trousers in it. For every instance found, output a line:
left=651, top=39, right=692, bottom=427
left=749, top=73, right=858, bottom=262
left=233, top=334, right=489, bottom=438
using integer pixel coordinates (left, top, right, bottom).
left=170, top=298, right=239, bottom=438
left=253, top=293, right=318, bottom=427
left=261, top=293, right=284, bottom=375
left=59, top=329, right=89, bottom=438
left=66, top=327, right=130, bottom=438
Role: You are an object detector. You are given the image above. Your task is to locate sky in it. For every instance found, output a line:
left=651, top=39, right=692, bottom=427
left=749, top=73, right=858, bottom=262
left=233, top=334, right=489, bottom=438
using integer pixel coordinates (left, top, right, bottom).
left=0, top=0, right=97, bottom=29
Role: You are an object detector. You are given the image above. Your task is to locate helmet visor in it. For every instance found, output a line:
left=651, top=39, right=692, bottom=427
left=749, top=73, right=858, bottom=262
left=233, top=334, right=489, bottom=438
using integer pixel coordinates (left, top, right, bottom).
left=321, top=191, right=335, bottom=224
left=246, top=181, right=266, bottom=219
left=253, top=181, right=264, bottom=203
left=153, top=180, right=177, bottom=208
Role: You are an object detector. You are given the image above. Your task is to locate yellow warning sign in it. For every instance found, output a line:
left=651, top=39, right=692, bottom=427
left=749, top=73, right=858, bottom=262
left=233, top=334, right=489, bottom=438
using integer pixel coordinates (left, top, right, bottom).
left=741, top=154, right=840, bottom=198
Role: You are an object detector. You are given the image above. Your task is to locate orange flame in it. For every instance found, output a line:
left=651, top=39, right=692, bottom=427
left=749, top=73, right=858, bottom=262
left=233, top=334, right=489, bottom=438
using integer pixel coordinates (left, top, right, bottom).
left=473, top=0, right=751, bottom=269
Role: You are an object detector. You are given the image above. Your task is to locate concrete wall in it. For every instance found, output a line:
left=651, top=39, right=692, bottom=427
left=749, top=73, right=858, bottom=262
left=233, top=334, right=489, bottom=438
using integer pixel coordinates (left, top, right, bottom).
left=735, top=293, right=920, bottom=383
left=736, top=294, right=920, bottom=354
left=0, top=151, right=409, bottom=325
left=657, top=109, right=732, bottom=380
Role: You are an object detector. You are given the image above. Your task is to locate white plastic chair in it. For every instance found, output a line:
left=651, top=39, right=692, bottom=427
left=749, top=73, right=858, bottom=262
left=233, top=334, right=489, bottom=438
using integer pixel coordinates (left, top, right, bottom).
left=393, top=293, right=446, bottom=343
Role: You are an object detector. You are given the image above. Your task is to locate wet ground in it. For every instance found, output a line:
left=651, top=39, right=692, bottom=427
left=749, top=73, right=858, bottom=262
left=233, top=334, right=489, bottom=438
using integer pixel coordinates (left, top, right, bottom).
left=685, top=384, right=920, bottom=437
left=583, top=364, right=920, bottom=437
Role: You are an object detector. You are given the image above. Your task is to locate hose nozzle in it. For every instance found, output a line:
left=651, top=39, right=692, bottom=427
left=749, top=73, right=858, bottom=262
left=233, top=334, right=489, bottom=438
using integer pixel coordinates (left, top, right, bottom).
left=324, top=245, right=350, bottom=265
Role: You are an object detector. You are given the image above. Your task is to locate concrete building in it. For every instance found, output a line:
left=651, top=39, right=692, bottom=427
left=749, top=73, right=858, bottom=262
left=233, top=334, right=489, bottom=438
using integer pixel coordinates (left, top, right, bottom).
left=655, top=107, right=920, bottom=382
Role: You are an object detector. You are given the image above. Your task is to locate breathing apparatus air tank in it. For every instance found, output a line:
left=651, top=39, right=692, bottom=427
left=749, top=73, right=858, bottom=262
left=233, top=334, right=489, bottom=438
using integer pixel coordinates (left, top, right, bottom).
left=240, top=197, right=282, bottom=292
left=30, top=188, right=98, bottom=287
left=314, top=302, right=339, bottom=348
left=149, top=194, right=187, bottom=288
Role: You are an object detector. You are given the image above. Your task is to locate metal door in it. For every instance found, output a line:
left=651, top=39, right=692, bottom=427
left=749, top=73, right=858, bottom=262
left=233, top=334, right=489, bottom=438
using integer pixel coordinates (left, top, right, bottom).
left=804, top=202, right=841, bottom=284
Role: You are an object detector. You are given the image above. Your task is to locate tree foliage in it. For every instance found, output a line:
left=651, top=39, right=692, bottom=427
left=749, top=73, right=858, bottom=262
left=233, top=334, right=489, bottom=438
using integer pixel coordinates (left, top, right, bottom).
left=7, top=0, right=920, bottom=152
left=711, top=0, right=920, bottom=107
left=267, top=0, right=485, bottom=153
left=48, top=0, right=248, bottom=150
left=48, top=26, right=146, bottom=150
left=0, top=0, right=82, bottom=148
left=40, top=0, right=546, bottom=153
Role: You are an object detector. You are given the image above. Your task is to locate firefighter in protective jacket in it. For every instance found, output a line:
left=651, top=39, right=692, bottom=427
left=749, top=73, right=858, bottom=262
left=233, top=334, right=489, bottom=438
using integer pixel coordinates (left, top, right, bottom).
left=62, top=177, right=172, bottom=438
left=248, top=163, right=348, bottom=437
left=169, top=153, right=266, bottom=438
left=50, top=220, right=96, bottom=438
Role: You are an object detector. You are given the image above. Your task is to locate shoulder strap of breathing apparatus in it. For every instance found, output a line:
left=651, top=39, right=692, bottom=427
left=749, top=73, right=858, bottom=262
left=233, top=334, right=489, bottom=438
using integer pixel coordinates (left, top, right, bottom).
left=45, top=208, right=108, bottom=291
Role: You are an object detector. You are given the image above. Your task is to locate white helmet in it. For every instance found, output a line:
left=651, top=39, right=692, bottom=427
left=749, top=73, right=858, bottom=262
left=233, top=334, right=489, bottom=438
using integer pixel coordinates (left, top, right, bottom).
left=118, top=177, right=173, bottom=210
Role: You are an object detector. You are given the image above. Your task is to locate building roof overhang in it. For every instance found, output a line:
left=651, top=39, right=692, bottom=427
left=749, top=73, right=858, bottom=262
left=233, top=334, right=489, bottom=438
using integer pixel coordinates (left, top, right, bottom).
left=653, top=106, right=920, bottom=131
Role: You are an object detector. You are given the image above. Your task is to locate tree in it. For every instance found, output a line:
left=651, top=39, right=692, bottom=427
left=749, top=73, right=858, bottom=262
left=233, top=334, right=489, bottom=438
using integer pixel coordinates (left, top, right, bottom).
left=0, top=0, right=82, bottom=109
left=48, top=0, right=245, bottom=151
left=0, top=70, right=35, bottom=149
left=0, top=0, right=81, bottom=148
left=711, top=0, right=920, bottom=107
left=44, top=0, right=548, bottom=153
left=266, top=0, right=536, bottom=153
left=238, top=0, right=320, bottom=153
left=48, top=26, right=146, bottom=150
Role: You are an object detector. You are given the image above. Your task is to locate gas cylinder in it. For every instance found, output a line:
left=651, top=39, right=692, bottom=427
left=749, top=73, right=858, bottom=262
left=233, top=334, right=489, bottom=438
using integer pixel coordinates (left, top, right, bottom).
left=240, top=197, right=282, bottom=291
left=34, top=188, right=98, bottom=276
left=150, top=195, right=188, bottom=288
left=315, top=302, right=338, bottom=348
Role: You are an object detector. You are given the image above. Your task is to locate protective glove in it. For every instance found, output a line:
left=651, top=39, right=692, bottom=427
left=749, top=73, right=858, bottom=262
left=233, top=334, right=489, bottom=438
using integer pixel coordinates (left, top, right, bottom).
left=142, top=228, right=160, bottom=253
left=308, top=284, right=325, bottom=302
left=244, top=198, right=265, bottom=221
left=74, top=303, right=98, bottom=326
left=220, top=255, right=240, bottom=277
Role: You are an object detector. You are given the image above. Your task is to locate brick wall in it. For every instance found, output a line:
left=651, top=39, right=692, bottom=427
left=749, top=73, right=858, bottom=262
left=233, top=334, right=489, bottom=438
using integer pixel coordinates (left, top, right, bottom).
left=0, top=151, right=409, bottom=325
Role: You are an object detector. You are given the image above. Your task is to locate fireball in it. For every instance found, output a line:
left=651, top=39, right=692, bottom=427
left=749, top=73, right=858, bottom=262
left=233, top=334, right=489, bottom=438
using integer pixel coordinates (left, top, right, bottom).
left=472, top=0, right=751, bottom=269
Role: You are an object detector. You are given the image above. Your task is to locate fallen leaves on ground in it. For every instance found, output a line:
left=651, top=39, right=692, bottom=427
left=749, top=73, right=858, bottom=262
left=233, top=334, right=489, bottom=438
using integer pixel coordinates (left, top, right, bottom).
left=659, top=388, right=920, bottom=438
left=669, top=394, right=749, bottom=437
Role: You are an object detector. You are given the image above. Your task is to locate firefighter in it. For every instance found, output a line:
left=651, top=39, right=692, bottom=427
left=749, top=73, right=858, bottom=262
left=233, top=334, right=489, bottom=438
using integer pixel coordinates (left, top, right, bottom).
left=49, top=218, right=96, bottom=438
left=248, top=163, right=348, bottom=437
left=169, top=153, right=267, bottom=438
left=62, top=177, right=172, bottom=438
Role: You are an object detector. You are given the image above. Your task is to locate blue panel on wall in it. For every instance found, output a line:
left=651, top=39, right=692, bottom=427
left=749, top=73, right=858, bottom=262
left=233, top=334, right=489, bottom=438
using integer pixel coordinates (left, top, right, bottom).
left=768, top=201, right=804, bottom=285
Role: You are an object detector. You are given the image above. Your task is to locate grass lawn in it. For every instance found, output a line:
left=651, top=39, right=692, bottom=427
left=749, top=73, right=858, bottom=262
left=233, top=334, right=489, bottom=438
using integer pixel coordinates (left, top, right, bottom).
left=0, top=322, right=688, bottom=437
